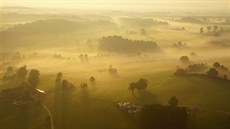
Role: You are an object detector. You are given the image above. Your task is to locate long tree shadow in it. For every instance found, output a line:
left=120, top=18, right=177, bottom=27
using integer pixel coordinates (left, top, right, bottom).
left=53, top=86, right=74, bottom=129
left=80, top=87, right=90, bottom=116
left=133, top=91, right=162, bottom=105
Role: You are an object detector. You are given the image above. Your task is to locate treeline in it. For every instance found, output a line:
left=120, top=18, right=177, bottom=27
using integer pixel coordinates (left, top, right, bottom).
left=199, top=25, right=230, bottom=36
left=2, top=66, right=40, bottom=88
left=174, top=62, right=229, bottom=80
left=99, top=35, right=161, bottom=54
left=119, top=17, right=168, bottom=28
left=187, top=63, right=208, bottom=72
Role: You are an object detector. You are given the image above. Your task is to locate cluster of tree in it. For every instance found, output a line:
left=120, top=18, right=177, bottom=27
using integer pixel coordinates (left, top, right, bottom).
left=99, top=35, right=161, bottom=54
left=174, top=69, right=187, bottom=76
left=79, top=54, right=88, bottom=63
left=171, top=27, right=186, bottom=31
left=174, top=62, right=228, bottom=80
left=140, top=96, right=187, bottom=129
left=2, top=66, right=17, bottom=82
left=119, top=17, right=168, bottom=28
left=207, top=68, right=219, bottom=78
left=213, top=62, right=228, bottom=71
left=187, top=63, right=207, bottom=72
left=55, top=72, right=74, bottom=88
left=211, top=62, right=228, bottom=79
left=128, top=78, right=148, bottom=94
left=53, top=53, right=62, bottom=59
left=2, top=65, right=40, bottom=89
left=172, top=41, right=188, bottom=49
left=178, top=17, right=205, bottom=24
left=200, top=25, right=225, bottom=36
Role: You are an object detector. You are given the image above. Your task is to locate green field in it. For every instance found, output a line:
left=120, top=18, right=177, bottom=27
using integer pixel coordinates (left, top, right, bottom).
left=1, top=67, right=229, bottom=129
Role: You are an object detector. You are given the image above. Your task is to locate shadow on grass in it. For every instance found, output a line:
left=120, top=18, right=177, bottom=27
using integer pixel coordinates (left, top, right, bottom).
left=80, top=87, right=90, bottom=115
left=53, top=87, right=75, bottom=129
left=133, top=90, right=162, bottom=105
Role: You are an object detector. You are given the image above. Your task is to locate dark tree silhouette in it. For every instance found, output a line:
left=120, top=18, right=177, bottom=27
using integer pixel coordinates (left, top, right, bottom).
left=128, top=78, right=148, bottom=94
left=89, top=76, right=95, bottom=82
left=213, top=25, right=218, bottom=32
left=84, top=54, right=88, bottom=63
left=168, top=96, right=179, bottom=107
left=55, top=72, right=63, bottom=86
left=140, top=28, right=146, bottom=35
left=187, top=63, right=207, bottom=71
left=174, top=69, right=186, bottom=76
left=136, top=78, right=148, bottom=90
left=99, top=35, right=161, bottom=54
left=17, top=66, right=28, bottom=79
left=200, top=27, right=204, bottom=33
left=207, top=68, right=218, bottom=77
left=207, top=26, right=212, bottom=32
left=128, top=82, right=137, bottom=94
left=213, top=62, right=221, bottom=69
left=6, top=66, right=13, bottom=75
left=220, top=65, right=228, bottom=71
left=28, top=69, right=40, bottom=88
left=79, top=54, right=84, bottom=63
left=62, top=80, right=69, bottom=88
left=80, top=83, right=88, bottom=88
left=180, top=56, right=190, bottom=63
left=190, top=52, right=196, bottom=56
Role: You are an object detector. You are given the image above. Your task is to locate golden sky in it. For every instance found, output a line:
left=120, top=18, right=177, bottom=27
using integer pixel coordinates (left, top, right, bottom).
left=1, top=0, right=229, bottom=12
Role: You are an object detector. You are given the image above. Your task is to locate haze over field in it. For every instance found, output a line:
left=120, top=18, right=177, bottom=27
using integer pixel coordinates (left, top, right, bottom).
left=1, top=0, right=229, bottom=12
left=0, top=0, right=230, bottom=129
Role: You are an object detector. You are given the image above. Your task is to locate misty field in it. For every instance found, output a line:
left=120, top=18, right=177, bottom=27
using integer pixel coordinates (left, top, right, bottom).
left=0, top=5, right=230, bottom=129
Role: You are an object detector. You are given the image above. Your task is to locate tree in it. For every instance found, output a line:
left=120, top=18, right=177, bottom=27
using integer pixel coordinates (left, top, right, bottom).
left=207, top=26, right=211, bottom=32
left=207, top=68, right=218, bottom=77
left=213, top=62, right=221, bottom=69
left=62, top=80, right=69, bottom=88
left=180, top=56, right=190, bottom=63
left=220, top=65, right=228, bottom=71
left=28, top=69, right=40, bottom=88
left=128, top=82, right=137, bottom=94
left=168, top=96, right=179, bottom=107
left=6, top=66, right=13, bottom=75
left=140, top=28, right=146, bottom=35
left=213, top=25, right=218, bottom=32
left=190, top=52, right=196, bottom=56
left=55, top=72, right=62, bottom=86
left=89, top=76, right=95, bottom=82
left=80, top=83, right=88, bottom=88
left=128, top=78, right=148, bottom=94
left=174, top=69, right=186, bottom=76
left=84, top=54, right=88, bottom=63
left=136, top=78, right=148, bottom=90
left=200, top=27, right=204, bottom=34
left=17, top=66, right=28, bottom=79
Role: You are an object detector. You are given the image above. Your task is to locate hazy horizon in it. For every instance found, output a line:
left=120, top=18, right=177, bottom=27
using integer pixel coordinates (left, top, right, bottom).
left=1, top=0, right=229, bottom=13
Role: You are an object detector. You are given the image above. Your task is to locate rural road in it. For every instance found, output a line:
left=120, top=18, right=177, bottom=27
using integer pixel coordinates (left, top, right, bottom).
left=42, top=104, right=54, bottom=129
